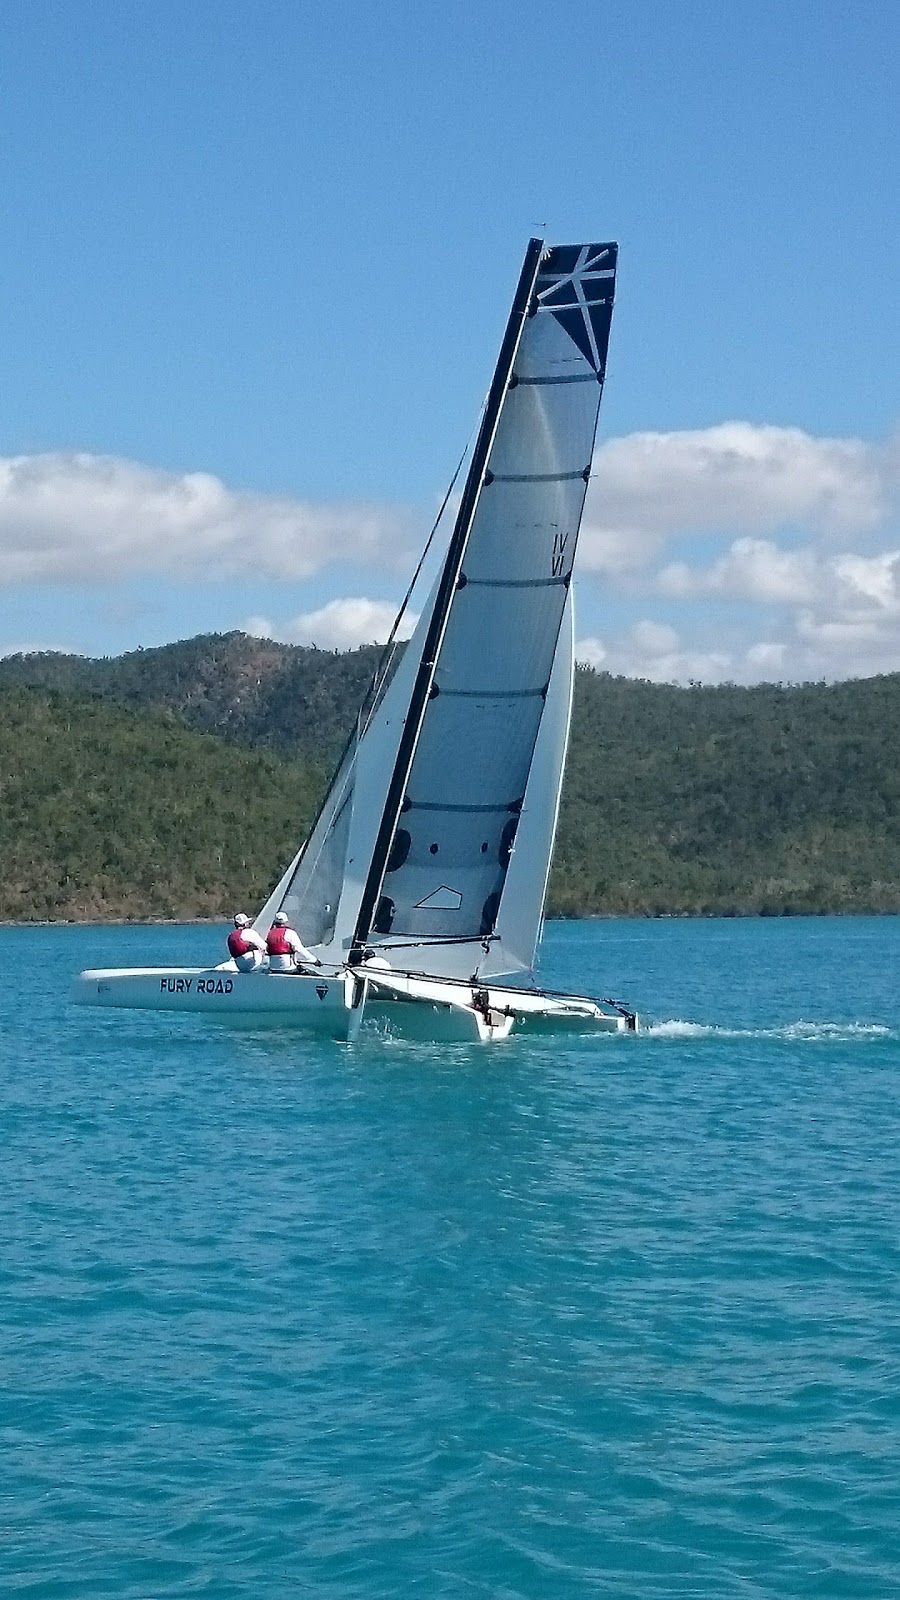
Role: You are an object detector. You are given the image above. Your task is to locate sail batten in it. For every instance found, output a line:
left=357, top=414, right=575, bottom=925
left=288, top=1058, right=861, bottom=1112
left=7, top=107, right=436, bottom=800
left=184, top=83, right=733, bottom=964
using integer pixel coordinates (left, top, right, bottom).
left=464, top=575, right=568, bottom=589
left=408, top=800, right=522, bottom=814
left=438, top=686, right=546, bottom=701
left=349, top=237, right=547, bottom=957
left=348, top=238, right=617, bottom=964
left=487, top=468, right=589, bottom=483
left=514, top=372, right=599, bottom=387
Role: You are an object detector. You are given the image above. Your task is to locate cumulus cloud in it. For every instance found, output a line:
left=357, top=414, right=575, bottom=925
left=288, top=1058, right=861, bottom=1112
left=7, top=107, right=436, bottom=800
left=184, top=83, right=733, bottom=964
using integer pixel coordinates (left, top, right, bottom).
left=5, top=427, right=900, bottom=687
left=745, top=641, right=787, bottom=675
left=243, top=597, right=419, bottom=651
left=659, top=538, right=900, bottom=611
left=659, top=537, right=823, bottom=604
left=0, top=452, right=410, bottom=585
left=3, top=427, right=896, bottom=594
left=574, top=636, right=607, bottom=670
left=581, top=422, right=899, bottom=576
left=579, top=538, right=900, bottom=685
left=578, top=621, right=733, bottom=684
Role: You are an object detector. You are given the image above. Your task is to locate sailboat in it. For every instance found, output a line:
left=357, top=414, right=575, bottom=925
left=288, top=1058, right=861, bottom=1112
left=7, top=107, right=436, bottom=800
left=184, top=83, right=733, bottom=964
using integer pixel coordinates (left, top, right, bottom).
left=72, top=237, right=638, bottom=1041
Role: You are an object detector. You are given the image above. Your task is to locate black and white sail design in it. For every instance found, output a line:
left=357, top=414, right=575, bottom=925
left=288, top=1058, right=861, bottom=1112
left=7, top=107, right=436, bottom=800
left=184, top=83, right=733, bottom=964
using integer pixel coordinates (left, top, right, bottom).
left=359, top=240, right=616, bottom=970
left=270, top=239, right=617, bottom=981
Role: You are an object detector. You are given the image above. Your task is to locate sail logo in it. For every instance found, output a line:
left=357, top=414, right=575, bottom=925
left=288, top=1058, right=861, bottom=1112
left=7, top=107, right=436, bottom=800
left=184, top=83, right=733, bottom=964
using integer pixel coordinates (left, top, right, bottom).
left=536, top=241, right=616, bottom=375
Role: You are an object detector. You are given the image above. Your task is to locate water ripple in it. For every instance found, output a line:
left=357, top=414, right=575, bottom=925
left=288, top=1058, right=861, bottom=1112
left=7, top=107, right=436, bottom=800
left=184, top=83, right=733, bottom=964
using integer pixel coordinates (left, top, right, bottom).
left=2, top=919, right=900, bottom=1596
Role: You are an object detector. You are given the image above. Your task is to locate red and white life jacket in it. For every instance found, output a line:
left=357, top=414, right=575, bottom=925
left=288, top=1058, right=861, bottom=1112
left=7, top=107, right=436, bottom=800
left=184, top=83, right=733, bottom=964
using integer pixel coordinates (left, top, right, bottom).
left=266, top=925, right=292, bottom=957
left=228, top=927, right=253, bottom=959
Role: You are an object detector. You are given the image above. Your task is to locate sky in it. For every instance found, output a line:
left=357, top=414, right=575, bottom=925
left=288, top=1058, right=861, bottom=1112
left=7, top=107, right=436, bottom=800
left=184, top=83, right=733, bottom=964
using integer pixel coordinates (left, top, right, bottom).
left=1, top=0, right=898, bottom=683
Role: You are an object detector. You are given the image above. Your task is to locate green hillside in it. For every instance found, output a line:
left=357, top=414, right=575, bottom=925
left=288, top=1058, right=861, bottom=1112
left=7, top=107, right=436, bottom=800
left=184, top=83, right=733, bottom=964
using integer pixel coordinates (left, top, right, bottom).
left=3, top=635, right=900, bottom=920
left=553, top=669, right=900, bottom=915
left=0, top=689, right=321, bottom=921
left=0, top=633, right=382, bottom=764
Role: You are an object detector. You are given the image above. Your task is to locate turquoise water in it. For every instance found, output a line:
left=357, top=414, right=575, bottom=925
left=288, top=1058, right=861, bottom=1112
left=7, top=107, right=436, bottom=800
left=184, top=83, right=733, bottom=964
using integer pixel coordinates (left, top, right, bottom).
left=3, top=917, right=900, bottom=1597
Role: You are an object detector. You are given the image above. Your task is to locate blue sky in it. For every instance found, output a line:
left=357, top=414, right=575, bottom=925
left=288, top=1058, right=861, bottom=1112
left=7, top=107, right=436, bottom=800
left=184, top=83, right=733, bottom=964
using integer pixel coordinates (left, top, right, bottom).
left=1, top=0, right=897, bottom=680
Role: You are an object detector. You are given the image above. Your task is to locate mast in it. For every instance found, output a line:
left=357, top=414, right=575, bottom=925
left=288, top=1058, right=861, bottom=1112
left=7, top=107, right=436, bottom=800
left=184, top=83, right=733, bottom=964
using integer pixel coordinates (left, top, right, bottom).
left=350, top=236, right=546, bottom=960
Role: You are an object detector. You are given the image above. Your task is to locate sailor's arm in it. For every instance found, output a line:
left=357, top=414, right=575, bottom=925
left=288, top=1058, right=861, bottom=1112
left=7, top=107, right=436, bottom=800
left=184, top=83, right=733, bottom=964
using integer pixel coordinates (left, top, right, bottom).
left=287, top=928, right=320, bottom=965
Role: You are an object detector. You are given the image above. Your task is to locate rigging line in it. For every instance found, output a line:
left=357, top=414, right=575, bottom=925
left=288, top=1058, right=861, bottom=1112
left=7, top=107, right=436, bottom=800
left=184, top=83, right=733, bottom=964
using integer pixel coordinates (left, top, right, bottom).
left=276, top=421, right=485, bottom=918
left=357, top=424, right=482, bottom=739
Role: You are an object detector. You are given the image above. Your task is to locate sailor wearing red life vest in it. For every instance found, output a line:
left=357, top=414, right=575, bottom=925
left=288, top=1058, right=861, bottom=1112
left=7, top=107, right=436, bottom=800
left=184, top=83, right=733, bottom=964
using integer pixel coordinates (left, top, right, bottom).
left=266, top=911, right=318, bottom=972
left=227, top=913, right=267, bottom=971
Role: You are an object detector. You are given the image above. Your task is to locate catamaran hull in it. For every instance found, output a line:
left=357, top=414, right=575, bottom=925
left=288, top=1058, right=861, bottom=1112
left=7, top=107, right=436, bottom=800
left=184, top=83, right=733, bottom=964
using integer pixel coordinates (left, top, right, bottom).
left=71, top=966, right=350, bottom=1032
left=70, top=965, right=636, bottom=1041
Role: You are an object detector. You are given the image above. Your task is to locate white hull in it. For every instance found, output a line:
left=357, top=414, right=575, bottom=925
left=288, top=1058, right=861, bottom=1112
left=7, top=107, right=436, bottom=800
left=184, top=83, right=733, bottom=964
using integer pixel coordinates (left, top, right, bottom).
left=70, top=962, right=636, bottom=1042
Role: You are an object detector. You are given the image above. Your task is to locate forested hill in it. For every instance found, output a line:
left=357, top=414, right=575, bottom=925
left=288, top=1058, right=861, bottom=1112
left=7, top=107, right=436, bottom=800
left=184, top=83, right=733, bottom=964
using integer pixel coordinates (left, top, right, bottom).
left=0, top=689, right=322, bottom=922
left=3, top=632, right=900, bottom=920
left=0, top=633, right=382, bottom=766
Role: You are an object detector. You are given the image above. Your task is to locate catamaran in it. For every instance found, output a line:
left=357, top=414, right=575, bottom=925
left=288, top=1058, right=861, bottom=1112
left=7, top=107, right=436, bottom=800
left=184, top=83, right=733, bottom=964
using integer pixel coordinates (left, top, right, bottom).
left=72, top=237, right=638, bottom=1041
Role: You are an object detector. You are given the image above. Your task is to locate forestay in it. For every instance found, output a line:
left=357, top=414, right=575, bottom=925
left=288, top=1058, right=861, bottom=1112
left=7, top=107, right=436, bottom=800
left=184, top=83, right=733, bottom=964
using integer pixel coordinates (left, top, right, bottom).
left=255, top=736, right=357, bottom=948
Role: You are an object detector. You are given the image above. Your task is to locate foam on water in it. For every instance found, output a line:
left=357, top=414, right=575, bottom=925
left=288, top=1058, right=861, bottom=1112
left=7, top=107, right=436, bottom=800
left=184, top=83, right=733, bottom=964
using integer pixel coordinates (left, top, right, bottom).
left=645, top=1017, right=894, bottom=1040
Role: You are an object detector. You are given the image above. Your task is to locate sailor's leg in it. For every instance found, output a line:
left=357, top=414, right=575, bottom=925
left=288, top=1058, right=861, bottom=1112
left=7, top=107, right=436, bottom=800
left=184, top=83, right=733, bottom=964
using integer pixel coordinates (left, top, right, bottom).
left=235, top=951, right=264, bottom=972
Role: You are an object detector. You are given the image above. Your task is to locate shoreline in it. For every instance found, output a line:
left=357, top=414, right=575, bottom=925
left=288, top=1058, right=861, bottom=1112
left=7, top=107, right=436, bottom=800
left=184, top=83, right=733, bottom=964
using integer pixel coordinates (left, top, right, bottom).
left=3, top=908, right=900, bottom=929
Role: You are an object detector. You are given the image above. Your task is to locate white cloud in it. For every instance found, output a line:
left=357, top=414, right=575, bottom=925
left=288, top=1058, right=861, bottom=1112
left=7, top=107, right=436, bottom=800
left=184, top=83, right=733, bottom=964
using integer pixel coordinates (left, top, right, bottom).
left=656, top=539, right=900, bottom=618
left=3, top=427, right=895, bottom=595
left=0, top=452, right=410, bottom=585
left=581, top=423, right=899, bottom=576
left=243, top=597, right=419, bottom=651
left=5, top=427, right=900, bottom=688
left=649, top=539, right=900, bottom=678
left=574, top=636, right=607, bottom=669
left=832, top=550, right=900, bottom=608
left=661, top=539, right=900, bottom=613
left=578, top=620, right=733, bottom=684
left=745, top=642, right=787, bottom=674
left=659, top=538, right=822, bottom=603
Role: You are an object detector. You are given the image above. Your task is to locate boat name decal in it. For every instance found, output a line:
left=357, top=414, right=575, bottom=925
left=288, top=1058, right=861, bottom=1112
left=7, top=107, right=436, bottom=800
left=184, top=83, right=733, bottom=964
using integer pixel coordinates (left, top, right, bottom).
left=158, top=976, right=234, bottom=995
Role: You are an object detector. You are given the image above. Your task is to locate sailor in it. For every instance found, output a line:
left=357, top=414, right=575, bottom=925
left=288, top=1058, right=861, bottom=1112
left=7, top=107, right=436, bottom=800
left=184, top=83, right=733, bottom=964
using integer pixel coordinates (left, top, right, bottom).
left=266, top=911, right=319, bottom=972
left=227, top=913, right=267, bottom=972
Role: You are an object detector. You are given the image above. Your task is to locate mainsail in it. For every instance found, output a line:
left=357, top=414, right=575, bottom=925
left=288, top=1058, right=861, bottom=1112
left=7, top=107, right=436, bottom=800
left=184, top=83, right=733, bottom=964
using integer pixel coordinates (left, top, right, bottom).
left=356, top=239, right=615, bottom=973
left=264, top=238, right=617, bottom=982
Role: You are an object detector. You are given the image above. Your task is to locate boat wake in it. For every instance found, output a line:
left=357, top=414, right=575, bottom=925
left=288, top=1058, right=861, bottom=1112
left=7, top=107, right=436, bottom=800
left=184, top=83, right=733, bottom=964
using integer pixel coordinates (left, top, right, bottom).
left=644, top=1018, right=893, bottom=1041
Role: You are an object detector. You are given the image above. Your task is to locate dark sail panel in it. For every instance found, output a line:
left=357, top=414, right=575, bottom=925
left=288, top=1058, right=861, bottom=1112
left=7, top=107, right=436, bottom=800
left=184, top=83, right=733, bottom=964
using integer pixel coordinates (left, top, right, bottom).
left=371, top=241, right=617, bottom=946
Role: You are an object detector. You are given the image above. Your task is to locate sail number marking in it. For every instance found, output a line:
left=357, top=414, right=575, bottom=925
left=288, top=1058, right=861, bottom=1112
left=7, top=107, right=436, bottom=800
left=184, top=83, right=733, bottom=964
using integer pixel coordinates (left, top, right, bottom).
left=551, top=533, right=569, bottom=576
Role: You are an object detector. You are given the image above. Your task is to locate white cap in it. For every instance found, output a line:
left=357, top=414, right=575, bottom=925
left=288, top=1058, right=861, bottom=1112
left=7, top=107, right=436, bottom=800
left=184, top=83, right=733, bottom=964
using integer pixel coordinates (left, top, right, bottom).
left=274, top=911, right=289, bottom=925
left=234, top=913, right=250, bottom=927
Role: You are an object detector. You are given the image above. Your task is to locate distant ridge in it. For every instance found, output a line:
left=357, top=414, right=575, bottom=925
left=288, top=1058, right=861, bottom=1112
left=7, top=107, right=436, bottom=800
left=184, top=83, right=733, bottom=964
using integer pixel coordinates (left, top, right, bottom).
left=0, top=632, right=383, bottom=764
left=3, top=633, right=900, bottom=920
